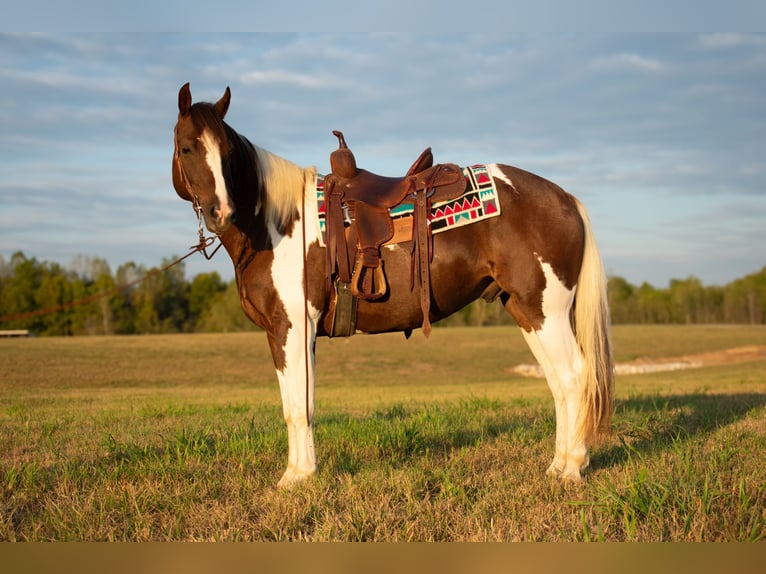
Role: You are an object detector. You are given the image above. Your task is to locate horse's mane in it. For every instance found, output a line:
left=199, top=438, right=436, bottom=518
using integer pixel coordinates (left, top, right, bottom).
left=251, top=144, right=308, bottom=231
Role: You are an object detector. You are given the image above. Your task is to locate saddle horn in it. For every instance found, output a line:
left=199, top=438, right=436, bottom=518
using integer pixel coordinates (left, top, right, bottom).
left=330, top=130, right=358, bottom=179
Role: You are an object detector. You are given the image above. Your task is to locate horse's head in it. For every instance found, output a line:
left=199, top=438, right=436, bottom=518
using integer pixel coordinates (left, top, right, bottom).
left=173, top=83, right=237, bottom=235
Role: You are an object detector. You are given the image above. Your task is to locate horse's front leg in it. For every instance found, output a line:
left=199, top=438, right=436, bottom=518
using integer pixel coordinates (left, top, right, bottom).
left=272, top=322, right=317, bottom=488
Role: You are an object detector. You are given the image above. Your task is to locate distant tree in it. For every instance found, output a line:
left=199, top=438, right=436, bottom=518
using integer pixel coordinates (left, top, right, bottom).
left=196, top=281, right=260, bottom=332
left=154, top=258, right=190, bottom=332
left=725, top=267, right=766, bottom=324
left=35, top=265, right=73, bottom=335
left=608, top=276, right=637, bottom=324
left=0, top=254, right=10, bottom=281
left=637, top=282, right=671, bottom=323
left=0, top=252, right=44, bottom=331
left=669, top=276, right=705, bottom=324
left=67, top=257, right=117, bottom=335
left=126, top=263, right=162, bottom=334
left=113, top=262, right=144, bottom=334
left=188, top=272, right=227, bottom=327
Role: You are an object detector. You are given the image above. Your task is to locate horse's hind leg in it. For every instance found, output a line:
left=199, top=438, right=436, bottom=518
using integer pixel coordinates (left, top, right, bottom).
left=521, top=316, right=588, bottom=480
left=505, top=261, right=588, bottom=480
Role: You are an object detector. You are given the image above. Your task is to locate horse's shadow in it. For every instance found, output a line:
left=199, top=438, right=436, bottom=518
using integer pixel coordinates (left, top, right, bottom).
left=320, top=392, right=766, bottom=476
left=592, top=392, right=766, bottom=471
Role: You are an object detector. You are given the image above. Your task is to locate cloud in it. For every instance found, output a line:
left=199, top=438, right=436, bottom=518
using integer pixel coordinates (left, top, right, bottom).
left=239, top=69, right=334, bottom=89
left=700, top=33, right=766, bottom=49
left=590, top=52, right=665, bottom=73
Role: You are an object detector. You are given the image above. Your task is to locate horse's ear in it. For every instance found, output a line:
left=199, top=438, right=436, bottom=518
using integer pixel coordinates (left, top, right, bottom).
left=215, top=86, right=231, bottom=119
left=178, top=83, right=192, bottom=116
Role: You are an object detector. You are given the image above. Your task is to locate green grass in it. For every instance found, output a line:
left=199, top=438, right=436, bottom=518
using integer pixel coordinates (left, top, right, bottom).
left=1, top=325, right=765, bottom=541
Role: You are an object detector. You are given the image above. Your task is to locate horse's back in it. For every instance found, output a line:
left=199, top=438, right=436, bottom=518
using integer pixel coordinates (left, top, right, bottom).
left=347, top=163, right=586, bottom=334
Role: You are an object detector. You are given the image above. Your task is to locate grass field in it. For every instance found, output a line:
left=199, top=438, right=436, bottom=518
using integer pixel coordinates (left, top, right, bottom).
left=1, top=325, right=764, bottom=541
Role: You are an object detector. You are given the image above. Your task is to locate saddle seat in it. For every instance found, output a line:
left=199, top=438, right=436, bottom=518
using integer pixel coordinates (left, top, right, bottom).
left=324, top=131, right=467, bottom=338
left=335, top=146, right=463, bottom=208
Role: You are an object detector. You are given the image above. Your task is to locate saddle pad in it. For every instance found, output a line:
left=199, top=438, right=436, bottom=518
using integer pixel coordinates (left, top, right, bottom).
left=315, top=164, right=500, bottom=246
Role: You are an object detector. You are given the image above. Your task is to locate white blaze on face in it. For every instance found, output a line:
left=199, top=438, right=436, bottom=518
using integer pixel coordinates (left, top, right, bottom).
left=200, top=128, right=234, bottom=221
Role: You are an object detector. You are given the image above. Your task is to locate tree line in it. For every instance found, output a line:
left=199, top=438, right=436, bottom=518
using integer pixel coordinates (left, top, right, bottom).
left=1, top=251, right=764, bottom=336
left=0, top=252, right=255, bottom=336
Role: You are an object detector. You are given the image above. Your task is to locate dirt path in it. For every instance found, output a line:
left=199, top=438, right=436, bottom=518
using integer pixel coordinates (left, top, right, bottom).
left=509, top=345, right=766, bottom=378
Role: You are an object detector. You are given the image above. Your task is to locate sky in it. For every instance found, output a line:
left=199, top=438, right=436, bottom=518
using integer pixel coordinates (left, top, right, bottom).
left=0, top=32, right=764, bottom=288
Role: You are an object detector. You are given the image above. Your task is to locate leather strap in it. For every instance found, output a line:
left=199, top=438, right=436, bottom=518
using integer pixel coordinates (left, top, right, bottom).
left=413, top=186, right=433, bottom=337
left=325, top=177, right=351, bottom=287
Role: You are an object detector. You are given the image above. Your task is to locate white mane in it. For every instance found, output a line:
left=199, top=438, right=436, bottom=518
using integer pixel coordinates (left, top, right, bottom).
left=252, top=144, right=311, bottom=230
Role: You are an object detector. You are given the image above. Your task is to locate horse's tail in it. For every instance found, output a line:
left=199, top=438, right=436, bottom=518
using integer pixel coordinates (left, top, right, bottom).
left=572, top=197, right=614, bottom=444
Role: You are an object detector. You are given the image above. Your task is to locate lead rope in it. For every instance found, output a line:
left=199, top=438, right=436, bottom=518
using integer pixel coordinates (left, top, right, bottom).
left=0, top=236, right=219, bottom=324
left=301, top=184, right=312, bottom=428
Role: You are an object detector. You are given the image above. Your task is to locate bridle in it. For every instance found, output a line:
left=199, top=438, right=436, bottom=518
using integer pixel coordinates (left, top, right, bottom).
left=173, top=127, right=223, bottom=260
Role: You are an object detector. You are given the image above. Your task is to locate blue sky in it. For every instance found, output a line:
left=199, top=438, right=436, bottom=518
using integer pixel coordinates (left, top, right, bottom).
left=0, top=32, right=764, bottom=287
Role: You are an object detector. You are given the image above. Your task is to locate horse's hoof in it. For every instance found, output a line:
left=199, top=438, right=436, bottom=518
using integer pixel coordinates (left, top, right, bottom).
left=546, top=460, right=564, bottom=478
left=546, top=466, right=561, bottom=479
left=277, top=467, right=315, bottom=488
left=559, top=467, right=584, bottom=482
left=547, top=460, right=586, bottom=482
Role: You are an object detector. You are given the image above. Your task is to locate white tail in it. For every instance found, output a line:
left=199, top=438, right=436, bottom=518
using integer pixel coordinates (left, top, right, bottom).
left=572, top=198, right=614, bottom=444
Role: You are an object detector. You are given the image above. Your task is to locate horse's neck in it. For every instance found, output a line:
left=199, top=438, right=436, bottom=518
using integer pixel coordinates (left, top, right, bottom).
left=229, top=134, right=260, bottom=213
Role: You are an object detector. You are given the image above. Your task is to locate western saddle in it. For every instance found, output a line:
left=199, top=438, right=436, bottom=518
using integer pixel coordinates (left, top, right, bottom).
left=323, top=131, right=466, bottom=337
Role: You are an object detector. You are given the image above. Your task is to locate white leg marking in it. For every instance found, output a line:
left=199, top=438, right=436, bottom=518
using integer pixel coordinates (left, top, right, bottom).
left=521, top=328, right=568, bottom=476
left=268, top=185, right=323, bottom=487
left=200, top=129, right=235, bottom=221
left=531, top=257, right=588, bottom=480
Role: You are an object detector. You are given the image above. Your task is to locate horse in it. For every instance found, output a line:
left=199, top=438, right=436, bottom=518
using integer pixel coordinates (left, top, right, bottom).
left=172, top=83, right=614, bottom=487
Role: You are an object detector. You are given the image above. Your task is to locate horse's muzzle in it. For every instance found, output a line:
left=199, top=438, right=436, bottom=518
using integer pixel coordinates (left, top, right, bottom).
left=205, top=204, right=236, bottom=234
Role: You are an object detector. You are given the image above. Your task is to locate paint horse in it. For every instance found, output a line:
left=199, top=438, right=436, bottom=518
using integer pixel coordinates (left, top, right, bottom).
left=172, top=83, right=614, bottom=487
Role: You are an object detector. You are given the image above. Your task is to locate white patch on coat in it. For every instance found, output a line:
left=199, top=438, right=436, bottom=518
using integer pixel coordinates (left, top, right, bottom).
left=538, top=257, right=576, bottom=320
left=488, top=163, right=517, bottom=193
left=266, top=171, right=323, bottom=347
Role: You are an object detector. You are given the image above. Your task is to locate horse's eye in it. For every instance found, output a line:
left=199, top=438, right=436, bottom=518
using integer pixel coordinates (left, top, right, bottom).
left=182, top=147, right=192, bottom=155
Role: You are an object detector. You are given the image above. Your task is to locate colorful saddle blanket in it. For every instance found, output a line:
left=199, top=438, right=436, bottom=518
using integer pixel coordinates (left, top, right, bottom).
left=316, top=164, right=501, bottom=246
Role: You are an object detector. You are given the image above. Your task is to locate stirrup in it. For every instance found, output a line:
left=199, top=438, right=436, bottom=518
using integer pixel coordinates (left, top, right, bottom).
left=350, top=258, right=387, bottom=300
